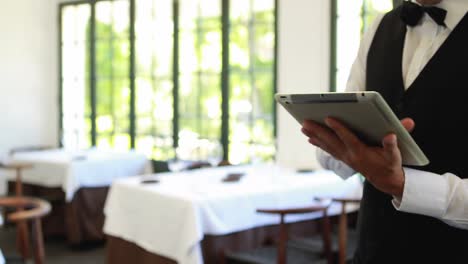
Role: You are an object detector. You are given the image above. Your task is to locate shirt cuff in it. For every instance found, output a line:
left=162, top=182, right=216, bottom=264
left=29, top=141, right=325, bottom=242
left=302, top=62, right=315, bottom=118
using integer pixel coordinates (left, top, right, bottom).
left=392, top=167, right=448, bottom=218
left=316, top=148, right=356, bottom=179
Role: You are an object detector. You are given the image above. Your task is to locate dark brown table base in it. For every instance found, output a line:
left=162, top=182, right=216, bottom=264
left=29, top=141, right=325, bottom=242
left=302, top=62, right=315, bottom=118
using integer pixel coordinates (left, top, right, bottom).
left=107, top=218, right=329, bottom=264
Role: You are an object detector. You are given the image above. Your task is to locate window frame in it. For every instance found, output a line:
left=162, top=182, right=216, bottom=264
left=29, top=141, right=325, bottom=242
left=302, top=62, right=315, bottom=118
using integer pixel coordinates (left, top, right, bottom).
left=58, top=0, right=278, bottom=163
left=329, top=0, right=402, bottom=92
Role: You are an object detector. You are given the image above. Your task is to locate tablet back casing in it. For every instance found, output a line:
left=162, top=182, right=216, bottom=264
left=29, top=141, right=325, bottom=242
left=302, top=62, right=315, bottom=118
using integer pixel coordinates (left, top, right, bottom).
left=276, top=92, right=429, bottom=166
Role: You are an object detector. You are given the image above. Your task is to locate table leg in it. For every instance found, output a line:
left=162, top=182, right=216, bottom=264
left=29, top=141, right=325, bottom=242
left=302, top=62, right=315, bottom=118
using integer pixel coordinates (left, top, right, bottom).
left=16, top=220, right=31, bottom=259
left=15, top=168, right=30, bottom=258
left=338, top=203, right=347, bottom=264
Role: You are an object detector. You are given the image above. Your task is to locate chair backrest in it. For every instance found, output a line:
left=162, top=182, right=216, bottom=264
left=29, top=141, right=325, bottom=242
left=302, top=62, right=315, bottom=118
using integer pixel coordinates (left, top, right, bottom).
left=9, top=145, right=54, bottom=156
left=0, top=197, right=51, bottom=264
left=332, top=198, right=361, bottom=264
left=257, top=202, right=334, bottom=264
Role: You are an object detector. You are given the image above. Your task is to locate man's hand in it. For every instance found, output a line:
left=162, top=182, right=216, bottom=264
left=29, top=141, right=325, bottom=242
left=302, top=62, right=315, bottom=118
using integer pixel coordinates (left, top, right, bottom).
left=302, top=117, right=415, bottom=197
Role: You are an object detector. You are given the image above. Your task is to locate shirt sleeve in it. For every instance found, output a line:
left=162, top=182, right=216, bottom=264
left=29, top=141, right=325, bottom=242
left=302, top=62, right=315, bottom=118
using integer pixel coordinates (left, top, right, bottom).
left=345, top=14, right=384, bottom=92
left=0, top=249, right=4, bottom=264
left=316, top=15, right=384, bottom=177
left=392, top=168, right=468, bottom=230
left=316, top=148, right=356, bottom=179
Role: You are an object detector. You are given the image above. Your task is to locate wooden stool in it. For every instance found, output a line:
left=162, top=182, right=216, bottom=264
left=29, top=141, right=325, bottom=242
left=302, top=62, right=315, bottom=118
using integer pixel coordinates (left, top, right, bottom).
left=0, top=162, right=33, bottom=196
left=225, top=203, right=333, bottom=264
left=332, top=198, right=361, bottom=264
left=0, top=162, right=34, bottom=259
left=0, top=196, right=51, bottom=264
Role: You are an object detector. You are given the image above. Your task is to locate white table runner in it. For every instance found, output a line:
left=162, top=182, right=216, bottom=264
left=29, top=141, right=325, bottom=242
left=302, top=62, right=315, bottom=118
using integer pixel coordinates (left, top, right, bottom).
left=6, top=148, right=152, bottom=201
left=104, top=164, right=362, bottom=264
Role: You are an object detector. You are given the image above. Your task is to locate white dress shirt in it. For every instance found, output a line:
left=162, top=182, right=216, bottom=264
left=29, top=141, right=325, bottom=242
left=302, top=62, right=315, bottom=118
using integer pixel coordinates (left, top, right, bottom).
left=318, top=0, right=468, bottom=230
left=0, top=249, right=4, bottom=264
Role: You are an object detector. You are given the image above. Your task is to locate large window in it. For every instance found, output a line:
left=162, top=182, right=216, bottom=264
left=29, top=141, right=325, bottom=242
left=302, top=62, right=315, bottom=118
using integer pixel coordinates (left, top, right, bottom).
left=331, top=0, right=398, bottom=91
left=60, top=5, right=92, bottom=150
left=229, top=0, right=276, bottom=164
left=59, top=0, right=277, bottom=164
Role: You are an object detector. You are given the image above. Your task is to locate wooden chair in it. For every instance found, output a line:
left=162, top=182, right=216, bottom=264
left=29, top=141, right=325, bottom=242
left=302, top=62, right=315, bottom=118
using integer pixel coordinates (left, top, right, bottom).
left=289, top=198, right=361, bottom=264
left=0, top=197, right=51, bottom=264
left=217, top=160, right=232, bottom=167
left=9, top=145, right=54, bottom=156
left=333, top=198, right=361, bottom=264
left=0, top=162, right=34, bottom=258
left=225, top=203, right=333, bottom=264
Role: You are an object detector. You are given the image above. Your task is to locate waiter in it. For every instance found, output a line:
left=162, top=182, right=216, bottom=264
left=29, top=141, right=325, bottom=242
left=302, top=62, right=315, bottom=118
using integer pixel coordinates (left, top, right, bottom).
left=301, top=0, right=468, bottom=263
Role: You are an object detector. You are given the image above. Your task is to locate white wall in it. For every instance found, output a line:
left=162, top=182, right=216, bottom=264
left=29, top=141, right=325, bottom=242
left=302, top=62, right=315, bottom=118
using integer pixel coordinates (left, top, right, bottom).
left=0, top=0, right=58, bottom=157
left=276, top=0, right=330, bottom=169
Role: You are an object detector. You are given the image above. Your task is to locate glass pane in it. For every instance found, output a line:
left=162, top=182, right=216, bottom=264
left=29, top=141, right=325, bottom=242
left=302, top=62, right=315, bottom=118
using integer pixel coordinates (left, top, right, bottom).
left=230, top=25, right=250, bottom=70
left=96, top=1, right=112, bottom=39
left=179, top=31, right=199, bottom=74
left=135, top=0, right=174, bottom=160
left=200, top=75, right=221, bottom=117
left=113, top=1, right=130, bottom=37
left=177, top=0, right=222, bottom=161
left=136, top=77, right=153, bottom=115
left=113, top=78, right=130, bottom=117
left=97, top=136, right=112, bottom=149
left=229, top=1, right=275, bottom=164
left=231, top=0, right=250, bottom=24
left=96, top=78, right=112, bottom=115
left=152, top=80, right=173, bottom=121
left=254, top=25, right=275, bottom=68
left=114, top=134, right=131, bottom=150
left=335, top=0, right=393, bottom=91
left=252, top=119, right=273, bottom=144
left=113, top=40, right=130, bottom=77
left=61, top=6, right=76, bottom=43
left=62, top=5, right=91, bottom=44
left=95, top=0, right=131, bottom=151
left=61, top=4, right=92, bottom=150
left=254, top=72, right=274, bottom=115
left=96, top=41, right=112, bottom=77
left=200, top=30, right=222, bottom=72
left=254, top=0, right=274, bottom=23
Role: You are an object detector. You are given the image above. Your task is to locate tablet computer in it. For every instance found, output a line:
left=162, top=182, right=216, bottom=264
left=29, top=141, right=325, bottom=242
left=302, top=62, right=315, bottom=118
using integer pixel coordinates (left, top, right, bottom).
left=276, top=92, right=429, bottom=166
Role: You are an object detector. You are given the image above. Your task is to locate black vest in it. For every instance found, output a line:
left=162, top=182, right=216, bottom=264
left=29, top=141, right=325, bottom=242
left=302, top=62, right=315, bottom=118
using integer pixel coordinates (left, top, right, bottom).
left=356, top=5, right=468, bottom=264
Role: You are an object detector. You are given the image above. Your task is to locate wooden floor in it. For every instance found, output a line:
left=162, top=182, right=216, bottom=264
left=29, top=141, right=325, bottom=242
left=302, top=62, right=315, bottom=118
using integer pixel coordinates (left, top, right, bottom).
left=0, top=227, right=105, bottom=264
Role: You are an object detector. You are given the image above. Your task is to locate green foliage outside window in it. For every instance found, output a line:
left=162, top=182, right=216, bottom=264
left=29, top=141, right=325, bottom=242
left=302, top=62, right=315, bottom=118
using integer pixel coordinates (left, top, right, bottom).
left=60, top=0, right=276, bottom=164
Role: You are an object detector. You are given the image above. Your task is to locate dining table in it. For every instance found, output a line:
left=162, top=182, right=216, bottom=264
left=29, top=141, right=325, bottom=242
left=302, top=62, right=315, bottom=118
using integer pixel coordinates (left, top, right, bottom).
left=2, top=148, right=151, bottom=245
left=104, top=164, right=363, bottom=264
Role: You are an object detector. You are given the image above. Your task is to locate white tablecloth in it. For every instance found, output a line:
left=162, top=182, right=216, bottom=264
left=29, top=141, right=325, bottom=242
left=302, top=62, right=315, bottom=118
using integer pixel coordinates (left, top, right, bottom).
left=104, top=164, right=363, bottom=264
left=6, top=148, right=152, bottom=201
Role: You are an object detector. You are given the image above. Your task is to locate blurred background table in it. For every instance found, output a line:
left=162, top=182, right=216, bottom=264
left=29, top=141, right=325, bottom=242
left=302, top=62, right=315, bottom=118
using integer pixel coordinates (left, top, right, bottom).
left=104, top=164, right=362, bottom=264
left=2, top=148, right=151, bottom=245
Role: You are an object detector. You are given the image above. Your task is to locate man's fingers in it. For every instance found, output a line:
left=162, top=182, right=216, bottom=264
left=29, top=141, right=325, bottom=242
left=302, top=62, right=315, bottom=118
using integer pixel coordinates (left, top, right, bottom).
left=302, top=120, right=346, bottom=158
left=301, top=127, right=315, bottom=138
left=325, top=117, right=363, bottom=150
left=308, top=137, right=342, bottom=158
left=401, top=118, right=415, bottom=133
left=382, top=134, right=401, bottom=160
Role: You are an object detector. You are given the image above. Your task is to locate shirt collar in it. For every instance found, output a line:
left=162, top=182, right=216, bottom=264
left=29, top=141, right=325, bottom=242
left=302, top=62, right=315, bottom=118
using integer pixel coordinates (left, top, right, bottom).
left=411, top=0, right=468, bottom=30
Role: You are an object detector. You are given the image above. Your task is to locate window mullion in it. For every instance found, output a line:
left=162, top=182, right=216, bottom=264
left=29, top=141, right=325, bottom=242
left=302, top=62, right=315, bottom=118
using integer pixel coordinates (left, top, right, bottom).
left=90, top=1, right=97, bottom=146
left=129, top=0, right=136, bottom=148
left=273, top=0, right=279, bottom=141
left=221, top=0, right=230, bottom=162
left=173, top=0, right=180, bottom=155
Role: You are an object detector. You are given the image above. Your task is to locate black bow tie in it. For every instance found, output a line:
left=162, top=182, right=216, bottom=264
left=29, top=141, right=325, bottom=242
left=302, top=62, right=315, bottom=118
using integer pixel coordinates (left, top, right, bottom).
left=400, top=1, right=447, bottom=27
